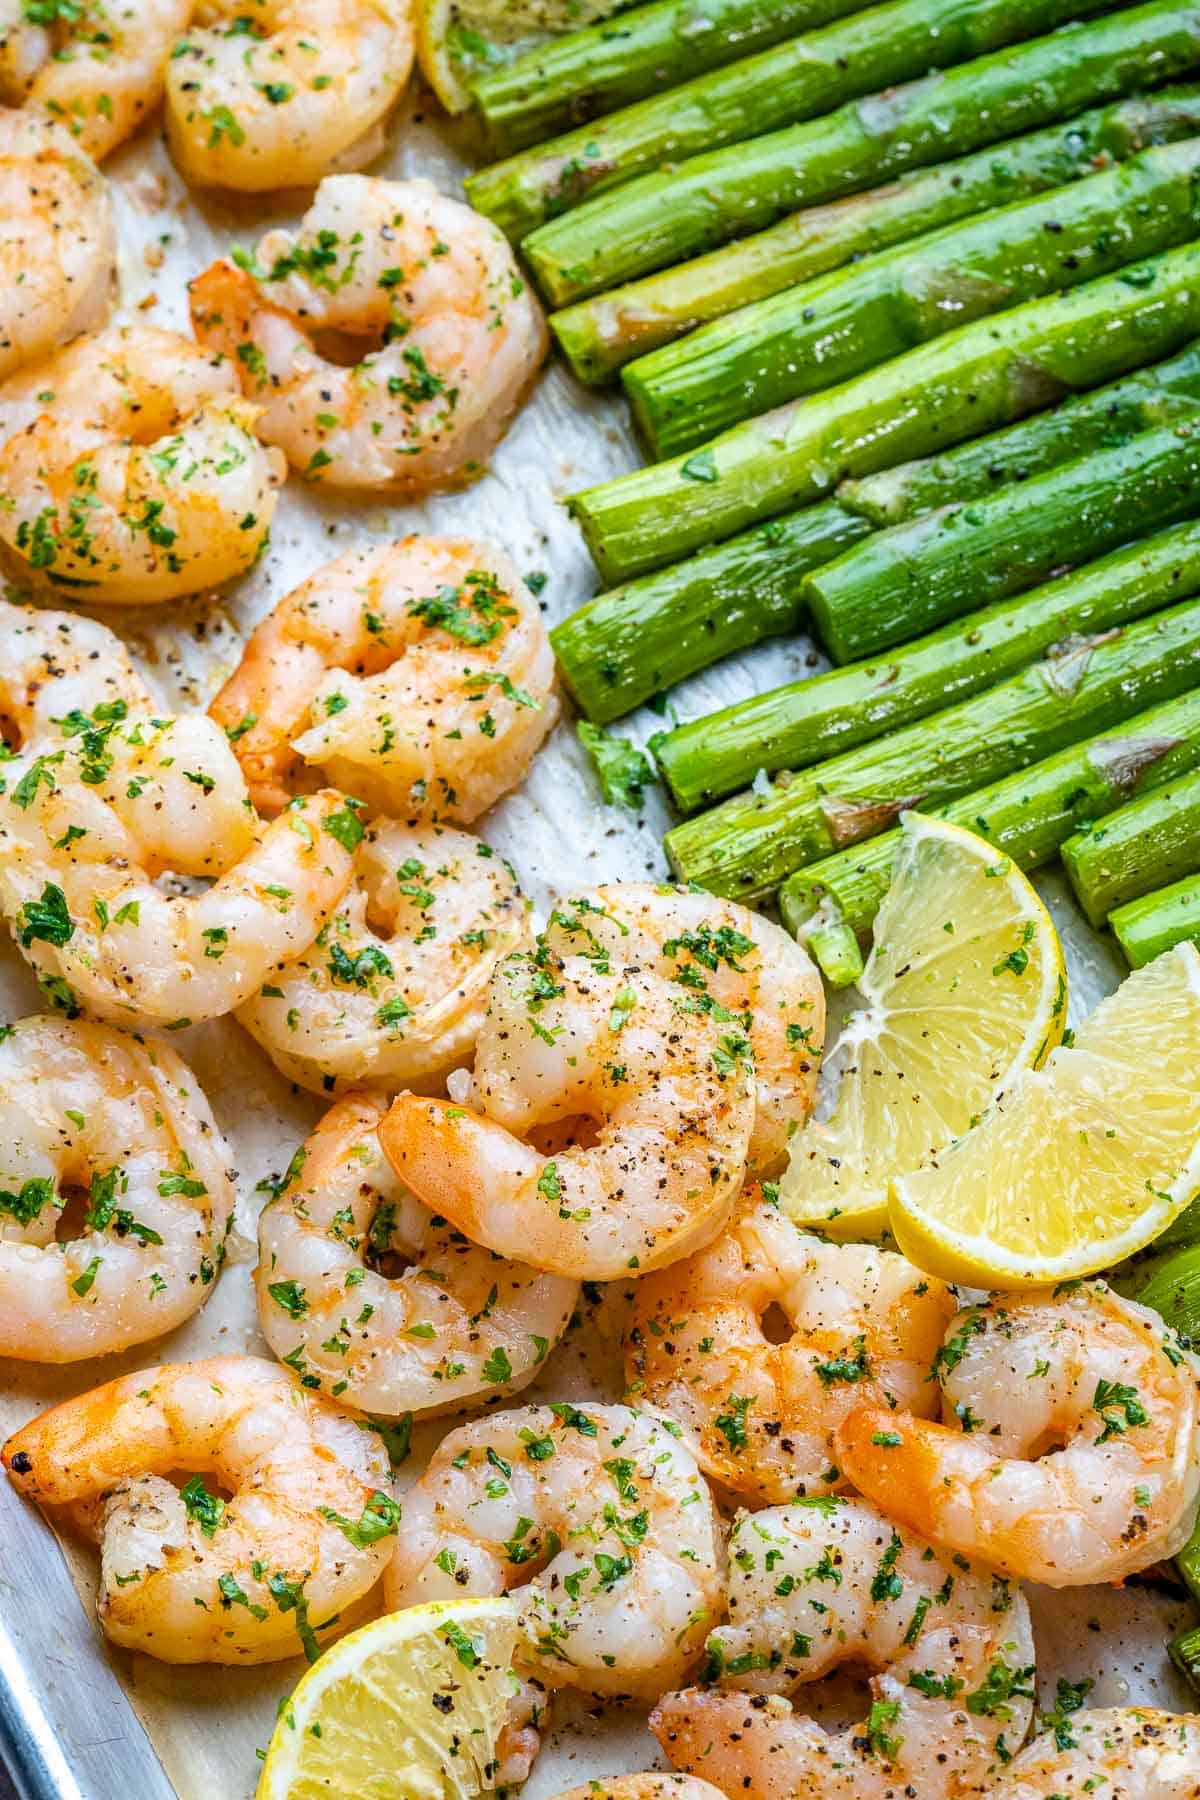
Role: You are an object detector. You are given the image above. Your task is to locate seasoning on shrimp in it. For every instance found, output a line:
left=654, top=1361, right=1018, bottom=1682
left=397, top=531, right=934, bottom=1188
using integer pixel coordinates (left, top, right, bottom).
left=0, top=111, right=114, bottom=379
left=380, top=887, right=824, bottom=1279
left=653, top=1495, right=1036, bottom=1799
left=837, top=1281, right=1200, bottom=1586
left=0, top=1015, right=234, bottom=1360
left=552, top=1781, right=726, bottom=1799
left=239, top=820, right=531, bottom=1093
left=0, top=326, right=282, bottom=603
left=992, top=1706, right=1200, bottom=1797
left=0, top=0, right=190, bottom=161
left=626, top=1187, right=955, bottom=1505
left=385, top=1402, right=725, bottom=1707
left=255, top=1094, right=577, bottom=1417
left=208, top=537, right=558, bottom=821
left=0, top=599, right=156, bottom=749
left=1, top=1356, right=399, bottom=1663
left=0, top=713, right=356, bottom=1026
left=190, top=175, right=547, bottom=492
left=165, top=0, right=414, bottom=192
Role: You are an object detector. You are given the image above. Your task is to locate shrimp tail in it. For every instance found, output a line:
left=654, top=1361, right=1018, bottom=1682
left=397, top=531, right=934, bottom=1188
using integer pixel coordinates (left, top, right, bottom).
left=835, top=1403, right=1000, bottom=1548
left=651, top=1690, right=815, bottom=1800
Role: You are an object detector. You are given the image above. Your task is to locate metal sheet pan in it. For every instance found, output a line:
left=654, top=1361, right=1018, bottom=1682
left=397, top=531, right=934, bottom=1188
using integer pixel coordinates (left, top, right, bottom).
left=0, top=79, right=1197, bottom=1800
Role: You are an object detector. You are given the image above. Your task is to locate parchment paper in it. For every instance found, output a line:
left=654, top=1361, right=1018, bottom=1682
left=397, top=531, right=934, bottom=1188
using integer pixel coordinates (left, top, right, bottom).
left=0, top=82, right=1194, bottom=1800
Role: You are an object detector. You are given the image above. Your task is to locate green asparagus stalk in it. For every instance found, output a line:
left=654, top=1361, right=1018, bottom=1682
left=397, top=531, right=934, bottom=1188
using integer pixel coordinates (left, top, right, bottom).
left=470, top=0, right=868, bottom=155
left=549, top=88, right=1200, bottom=386
left=550, top=501, right=869, bottom=722
left=841, top=340, right=1200, bottom=526
left=1130, top=1241, right=1200, bottom=1343
left=625, top=141, right=1200, bottom=460
left=525, top=0, right=1200, bottom=307
left=465, top=0, right=1110, bottom=244
left=807, top=419, right=1200, bottom=664
left=1062, top=768, right=1200, bottom=927
left=1169, top=1624, right=1200, bottom=1693
left=655, top=520, right=1200, bottom=813
left=1111, top=874, right=1200, bottom=968
left=664, top=597, right=1200, bottom=901
left=777, top=688, right=1200, bottom=982
left=554, top=342, right=1200, bottom=722
left=571, top=240, right=1200, bottom=587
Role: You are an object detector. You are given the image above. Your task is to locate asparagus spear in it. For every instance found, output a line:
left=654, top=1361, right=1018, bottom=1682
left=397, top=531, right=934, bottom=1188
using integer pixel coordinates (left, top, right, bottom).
left=465, top=0, right=1109, bottom=244
left=664, top=597, right=1200, bottom=901
left=554, top=343, right=1200, bottom=722
left=625, top=141, right=1200, bottom=459
left=842, top=340, right=1200, bottom=526
left=525, top=0, right=1200, bottom=306
left=1062, top=767, right=1200, bottom=927
left=550, top=501, right=869, bottom=722
left=571, top=240, right=1200, bottom=586
left=549, top=88, right=1200, bottom=386
left=1111, top=873, right=1200, bottom=968
left=777, top=688, right=1200, bottom=982
left=655, top=519, right=1200, bottom=812
left=806, top=418, right=1200, bottom=663
left=471, top=0, right=867, bottom=155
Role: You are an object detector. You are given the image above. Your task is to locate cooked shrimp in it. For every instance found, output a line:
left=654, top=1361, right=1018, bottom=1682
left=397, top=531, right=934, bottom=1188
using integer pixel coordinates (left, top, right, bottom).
left=542, top=885, right=824, bottom=1174
left=0, top=598, right=155, bottom=750
left=379, top=884, right=824, bottom=1281
left=652, top=1495, right=1036, bottom=1800
left=0, top=111, right=114, bottom=378
left=209, top=538, right=558, bottom=821
left=0, top=0, right=189, bottom=161
left=837, top=1283, right=1200, bottom=1587
left=0, top=720, right=357, bottom=1024
left=626, top=1189, right=954, bottom=1506
left=385, top=1402, right=725, bottom=1701
left=553, top=1781, right=726, bottom=1799
left=1, top=1355, right=399, bottom=1663
left=190, top=174, right=547, bottom=491
left=0, top=1015, right=233, bottom=1360
left=993, top=1707, right=1200, bottom=1799
left=165, top=0, right=413, bottom=191
left=0, top=326, right=282, bottom=603
left=238, top=821, right=531, bottom=1092
left=255, top=1094, right=577, bottom=1416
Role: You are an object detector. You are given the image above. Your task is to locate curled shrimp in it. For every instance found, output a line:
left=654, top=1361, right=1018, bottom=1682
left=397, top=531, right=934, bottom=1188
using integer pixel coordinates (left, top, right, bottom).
left=836, top=1283, right=1200, bottom=1587
left=385, top=1402, right=725, bottom=1702
left=379, top=887, right=823, bottom=1281
left=255, top=1094, right=577, bottom=1416
left=0, top=712, right=357, bottom=1025
left=0, top=0, right=189, bottom=161
left=553, top=1782, right=726, bottom=1799
left=165, top=0, right=414, bottom=191
left=208, top=537, right=558, bottom=821
left=993, top=1707, right=1200, bottom=1798
left=653, top=1495, right=1036, bottom=1800
left=0, top=111, right=114, bottom=378
left=0, top=325, right=282, bottom=603
left=1, top=1355, right=399, bottom=1663
left=238, top=820, right=531, bottom=1094
left=0, top=598, right=155, bottom=749
left=190, top=174, right=547, bottom=492
left=0, top=1014, right=233, bottom=1360
left=625, top=1189, right=955, bottom=1506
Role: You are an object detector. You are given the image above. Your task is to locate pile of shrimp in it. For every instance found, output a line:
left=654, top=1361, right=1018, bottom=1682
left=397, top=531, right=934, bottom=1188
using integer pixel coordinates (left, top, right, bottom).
left=1, top=25, right=1200, bottom=1800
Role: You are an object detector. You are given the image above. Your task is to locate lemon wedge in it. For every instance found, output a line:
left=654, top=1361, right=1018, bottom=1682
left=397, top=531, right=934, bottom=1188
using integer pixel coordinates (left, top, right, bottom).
left=890, top=939, right=1200, bottom=1287
left=256, top=1598, right=521, bottom=1800
left=416, top=0, right=625, bottom=114
left=780, top=813, right=1067, bottom=1237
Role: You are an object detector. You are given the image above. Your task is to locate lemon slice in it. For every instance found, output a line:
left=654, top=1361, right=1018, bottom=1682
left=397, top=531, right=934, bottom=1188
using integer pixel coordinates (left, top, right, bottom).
left=890, top=940, right=1200, bottom=1287
left=780, top=814, right=1066, bottom=1237
left=256, top=1598, right=521, bottom=1800
left=416, top=0, right=626, bottom=114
